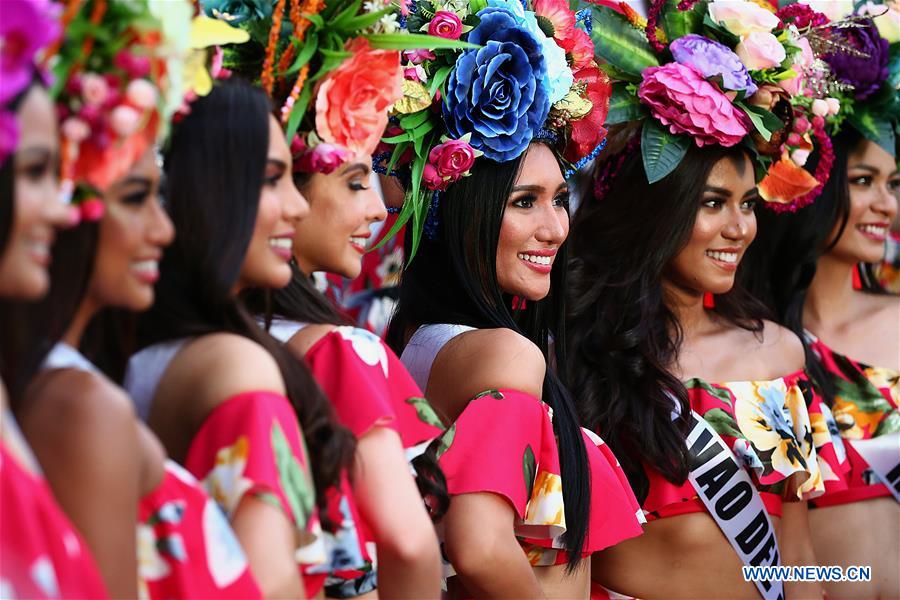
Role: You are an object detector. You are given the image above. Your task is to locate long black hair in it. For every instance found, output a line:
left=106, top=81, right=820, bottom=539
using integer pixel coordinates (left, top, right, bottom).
left=386, top=142, right=589, bottom=568
left=138, top=79, right=355, bottom=508
left=566, top=142, right=767, bottom=503
left=742, top=128, right=886, bottom=405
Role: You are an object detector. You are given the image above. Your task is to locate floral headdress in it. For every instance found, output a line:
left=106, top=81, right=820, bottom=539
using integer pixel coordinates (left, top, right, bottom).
left=51, top=0, right=213, bottom=219
left=376, top=0, right=611, bottom=253
left=0, top=0, right=62, bottom=167
left=203, top=0, right=473, bottom=175
left=815, top=0, right=899, bottom=157
left=591, top=0, right=875, bottom=212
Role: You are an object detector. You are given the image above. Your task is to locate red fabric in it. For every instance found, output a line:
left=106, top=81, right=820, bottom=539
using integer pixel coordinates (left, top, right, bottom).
left=0, top=443, right=108, bottom=599
left=138, top=462, right=261, bottom=598
left=437, top=388, right=643, bottom=564
left=807, top=337, right=899, bottom=508
left=644, top=371, right=838, bottom=519
left=644, top=491, right=783, bottom=522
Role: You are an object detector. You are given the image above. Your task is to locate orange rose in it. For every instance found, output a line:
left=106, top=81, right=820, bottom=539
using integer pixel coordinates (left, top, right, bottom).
left=314, top=38, right=403, bottom=157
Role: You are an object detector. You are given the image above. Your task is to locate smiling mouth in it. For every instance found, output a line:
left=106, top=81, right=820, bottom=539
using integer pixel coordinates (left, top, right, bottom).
left=131, top=259, right=159, bottom=283
left=349, top=236, right=368, bottom=253
left=857, top=224, right=888, bottom=240
left=25, top=239, right=52, bottom=265
left=268, top=236, right=293, bottom=260
left=705, top=249, right=739, bottom=269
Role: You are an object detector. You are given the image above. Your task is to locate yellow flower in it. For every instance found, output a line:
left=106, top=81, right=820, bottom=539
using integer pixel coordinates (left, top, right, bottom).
left=203, top=435, right=253, bottom=516
left=184, top=16, right=250, bottom=98
left=864, top=366, right=900, bottom=406
left=524, top=470, right=565, bottom=529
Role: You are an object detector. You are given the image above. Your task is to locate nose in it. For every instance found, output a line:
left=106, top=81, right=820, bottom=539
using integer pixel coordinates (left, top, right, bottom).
left=535, top=202, right=568, bottom=244
left=283, top=181, right=308, bottom=224
left=872, top=181, right=898, bottom=221
left=148, top=195, right=175, bottom=247
left=722, top=206, right=754, bottom=241
left=43, top=188, right=78, bottom=230
left=366, top=180, right=388, bottom=224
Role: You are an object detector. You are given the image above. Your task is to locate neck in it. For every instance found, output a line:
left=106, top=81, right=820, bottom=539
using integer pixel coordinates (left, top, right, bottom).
left=805, top=252, right=857, bottom=327
left=662, top=278, right=711, bottom=340
left=62, top=297, right=100, bottom=349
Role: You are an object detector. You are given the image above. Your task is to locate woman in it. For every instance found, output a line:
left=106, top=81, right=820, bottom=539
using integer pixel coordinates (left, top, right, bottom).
left=0, top=2, right=106, bottom=596
left=568, top=3, right=843, bottom=597
left=13, top=4, right=260, bottom=597
left=747, top=127, right=900, bottom=598
left=125, top=79, right=358, bottom=598
left=220, top=6, right=448, bottom=595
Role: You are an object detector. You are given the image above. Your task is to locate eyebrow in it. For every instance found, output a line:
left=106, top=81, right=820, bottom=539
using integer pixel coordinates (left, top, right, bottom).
left=119, top=176, right=153, bottom=188
left=848, top=163, right=880, bottom=174
left=266, top=158, right=288, bottom=171
left=511, top=182, right=568, bottom=193
left=15, top=147, right=52, bottom=162
left=341, top=162, right=370, bottom=177
left=702, top=186, right=731, bottom=196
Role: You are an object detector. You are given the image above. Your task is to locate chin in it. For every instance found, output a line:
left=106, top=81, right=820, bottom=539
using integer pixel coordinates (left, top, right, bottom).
left=21, top=273, right=49, bottom=301
left=124, top=290, right=154, bottom=312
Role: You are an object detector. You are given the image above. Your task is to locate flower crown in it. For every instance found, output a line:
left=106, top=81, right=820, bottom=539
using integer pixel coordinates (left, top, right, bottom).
left=592, top=0, right=876, bottom=212
left=204, top=0, right=473, bottom=175
left=0, top=0, right=61, bottom=167
left=51, top=0, right=202, bottom=219
left=817, top=0, right=899, bottom=157
left=374, top=0, right=611, bottom=253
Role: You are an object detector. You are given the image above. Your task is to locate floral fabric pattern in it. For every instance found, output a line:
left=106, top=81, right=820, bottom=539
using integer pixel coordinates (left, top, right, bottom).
left=436, top=388, right=643, bottom=569
left=0, top=441, right=107, bottom=599
left=137, top=461, right=260, bottom=599
left=643, top=371, right=840, bottom=520
left=807, top=335, right=900, bottom=506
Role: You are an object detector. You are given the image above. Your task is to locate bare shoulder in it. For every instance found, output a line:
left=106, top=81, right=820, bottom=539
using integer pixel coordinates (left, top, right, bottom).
left=160, top=332, right=287, bottom=409
left=284, top=323, right=338, bottom=358
left=758, top=320, right=805, bottom=371
left=434, top=327, right=546, bottom=399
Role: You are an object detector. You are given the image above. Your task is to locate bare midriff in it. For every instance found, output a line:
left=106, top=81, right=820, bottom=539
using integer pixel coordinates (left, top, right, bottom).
left=445, top=559, right=590, bottom=599
left=809, top=496, right=899, bottom=599
left=591, top=512, right=782, bottom=599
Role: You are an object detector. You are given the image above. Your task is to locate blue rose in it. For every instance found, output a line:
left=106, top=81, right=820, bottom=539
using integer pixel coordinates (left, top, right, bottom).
left=444, top=10, right=549, bottom=162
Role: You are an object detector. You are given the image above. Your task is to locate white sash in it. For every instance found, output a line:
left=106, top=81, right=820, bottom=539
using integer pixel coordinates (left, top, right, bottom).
left=852, top=434, right=900, bottom=502
left=685, top=409, right=785, bottom=600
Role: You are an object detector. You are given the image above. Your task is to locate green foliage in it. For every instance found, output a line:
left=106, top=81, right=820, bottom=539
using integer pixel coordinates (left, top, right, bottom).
left=641, top=117, right=690, bottom=184
left=591, top=5, right=659, bottom=77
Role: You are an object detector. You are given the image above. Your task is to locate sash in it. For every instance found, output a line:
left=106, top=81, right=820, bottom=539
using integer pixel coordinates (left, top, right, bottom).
left=852, top=433, right=900, bottom=502
left=685, top=410, right=785, bottom=600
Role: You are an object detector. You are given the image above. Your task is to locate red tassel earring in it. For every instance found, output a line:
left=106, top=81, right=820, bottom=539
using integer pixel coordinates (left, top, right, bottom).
left=703, top=292, right=716, bottom=309
left=852, top=266, right=863, bottom=291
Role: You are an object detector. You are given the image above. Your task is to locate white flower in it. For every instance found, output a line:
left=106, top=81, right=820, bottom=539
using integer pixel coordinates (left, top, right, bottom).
left=336, top=327, right=389, bottom=377
left=203, top=500, right=251, bottom=588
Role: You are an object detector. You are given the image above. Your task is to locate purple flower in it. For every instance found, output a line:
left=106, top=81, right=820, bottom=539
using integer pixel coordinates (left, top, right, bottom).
left=669, top=34, right=757, bottom=96
left=0, top=0, right=62, bottom=105
left=823, top=18, right=889, bottom=100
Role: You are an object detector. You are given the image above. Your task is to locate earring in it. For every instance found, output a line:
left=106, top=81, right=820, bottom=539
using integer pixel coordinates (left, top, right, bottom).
left=703, top=292, right=716, bottom=309
left=852, top=265, right=863, bottom=291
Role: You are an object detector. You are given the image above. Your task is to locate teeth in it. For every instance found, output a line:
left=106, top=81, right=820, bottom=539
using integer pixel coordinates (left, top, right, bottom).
left=706, top=250, right=738, bottom=264
left=132, top=260, right=158, bottom=273
left=269, top=237, right=292, bottom=250
left=349, top=236, right=367, bottom=247
left=859, top=224, right=887, bottom=237
left=517, top=253, right=552, bottom=266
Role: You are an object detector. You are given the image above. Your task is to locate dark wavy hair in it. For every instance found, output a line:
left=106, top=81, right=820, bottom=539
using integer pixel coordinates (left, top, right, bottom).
left=386, top=142, right=590, bottom=569
left=138, top=79, right=355, bottom=510
left=566, top=142, right=767, bottom=503
left=742, top=128, right=892, bottom=405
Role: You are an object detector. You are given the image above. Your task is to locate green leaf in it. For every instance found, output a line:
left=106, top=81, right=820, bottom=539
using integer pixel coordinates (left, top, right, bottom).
left=364, top=33, right=479, bottom=51
left=472, top=389, right=504, bottom=400
left=591, top=6, right=659, bottom=77
left=740, top=104, right=784, bottom=142
left=703, top=408, right=744, bottom=440
left=338, top=7, right=394, bottom=32
left=301, top=12, right=325, bottom=29
left=399, top=110, right=432, bottom=130
left=271, top=422, right=316, bottom=528
left=371, top=191, right=414, bottom=251
left=284, top=82, right=314, bottom=143
left=599, top=62, right=641, bottom=84
left=660, top=0, right=707, bottom=40
left=702, top=12, right=740, bottom=47
left=834, top=378, right=893, bottom=415
left=405, top=397, right=445, bottom=429
left=329, top=0, right=363, bottom=28
left=428, top=65, right=453, bottom=97
left=469, top=0, right=487, bottom=15
left=382, top=131, right=414, bottom=144
left=850, top=111, right=896, bottom=156
left=283, top=33, right=320, bottom=76
left=641, top=118, right=690, bottom=184
left=409, top=156, right=428, bottom=259
left=523, top=445, right=537, bottom=498
left=435, top=423, right=456, bottom=460
left=386, top=141, right=411, bottom=172
left=606, top=83, right=647, bottom=125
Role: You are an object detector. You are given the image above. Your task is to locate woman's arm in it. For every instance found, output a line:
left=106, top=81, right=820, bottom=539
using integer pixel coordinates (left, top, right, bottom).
left=444, top=493, right=544, bottom=599
left=354, top=426, right=441, bottom=598
left=780, top=501, right=825, bottom=600
left=20, top=370, right=142, bottom=598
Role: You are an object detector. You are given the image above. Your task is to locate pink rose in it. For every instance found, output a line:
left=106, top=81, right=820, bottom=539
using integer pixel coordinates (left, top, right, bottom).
left=428, top=11, right=463, bottom=40
left=637, top=62, right=750, bottom=147
left=109, top=105, right=141, bottom=137
left=426, top=138, right=477, bottom=189
left=403, top=48, right=436, bottom=64
left=61, top=117, right=91, bottom=144
left=296, top=142, right=352, bottom=174
left=825, top=97, right=840, bottom=115
left=811, top=98, right=829, bottom=117
left=780, top=37, right=814, bottom=95
left=422, top=163, right=445, bottom=190
left=79, top=198, right=106, bottom=222
left=315, top=38, right=403, bottom=157
left=708, top=0, right=780, bottom=36
left=81, top=73, right=110, bottom=107
left=125, top=79, right=158, bottom=109
left=736, top=31, right=786, bottom=70
left=404, top=64, right=427, bottom=82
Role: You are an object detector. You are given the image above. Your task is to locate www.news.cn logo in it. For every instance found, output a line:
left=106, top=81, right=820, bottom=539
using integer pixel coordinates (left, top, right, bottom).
left=743, top=565, right=873, bottom=582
